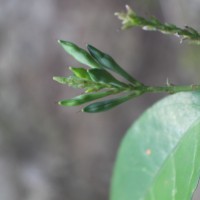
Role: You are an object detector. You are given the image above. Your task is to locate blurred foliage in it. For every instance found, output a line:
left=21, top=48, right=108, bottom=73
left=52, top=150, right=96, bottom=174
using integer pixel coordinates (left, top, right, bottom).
left=1, top=1, right=200, bottom=200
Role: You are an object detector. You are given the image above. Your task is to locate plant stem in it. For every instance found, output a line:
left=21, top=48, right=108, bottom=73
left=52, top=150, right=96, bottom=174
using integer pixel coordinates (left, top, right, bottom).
left=145, top=85, right=200, bottom=94
left=115, top=5, right=200, bottom=44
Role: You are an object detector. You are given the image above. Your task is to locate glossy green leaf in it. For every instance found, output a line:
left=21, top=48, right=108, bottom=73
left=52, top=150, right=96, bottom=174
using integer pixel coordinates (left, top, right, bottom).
left=88, top=68, right=128, bottom=88
left=58, top=40, right=102, bottom=68
left=111, top=91, right=200, bottom=200
left=58, top=90, right=114, bottom=106
left=87, top=44, right=141, bottom=85
left=82, top=92, right=137, bottom=113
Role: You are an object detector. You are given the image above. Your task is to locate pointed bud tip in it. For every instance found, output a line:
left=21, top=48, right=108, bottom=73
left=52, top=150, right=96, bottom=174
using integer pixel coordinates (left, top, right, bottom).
left=58, top=101, right=65, bottom=106
left=125, top=5, right=130, bottom=10
left=53, top=76, right=61, bottom=81
left=58, top=40, right=71, bottom=46
left=58, top=40, right=66, bottom=47
left=57, top=39, right=63, bottom=44
left=87, top=44, right=95, bottom=51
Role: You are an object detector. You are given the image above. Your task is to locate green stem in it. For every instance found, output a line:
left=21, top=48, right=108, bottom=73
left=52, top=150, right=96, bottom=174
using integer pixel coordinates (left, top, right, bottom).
left=116, top=6, right=200, bottom=44
left=145, top=85, right=200, bottom=94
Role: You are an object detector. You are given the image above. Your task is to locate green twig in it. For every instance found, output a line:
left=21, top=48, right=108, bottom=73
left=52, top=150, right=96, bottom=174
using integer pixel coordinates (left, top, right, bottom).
left=115, top=5, right=200, bottom=44
left=146, top=84, right=200, bottom=94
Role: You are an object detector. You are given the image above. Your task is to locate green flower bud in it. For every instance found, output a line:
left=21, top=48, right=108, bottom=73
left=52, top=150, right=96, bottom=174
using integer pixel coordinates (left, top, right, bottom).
left=87, top=68, right=128, bottom=89
left=82, top=92, right=136, bottom=113
left=69, top=67, right=91, bottom=80
left=87, top=44, right=141, bottom=86
left=184, top=26, right=199, bottom=36
left=58, top=40, right=102, bottom=68
left=58, top=90, right=114, bottom=106
left=53, top=76, right=68, bottom=84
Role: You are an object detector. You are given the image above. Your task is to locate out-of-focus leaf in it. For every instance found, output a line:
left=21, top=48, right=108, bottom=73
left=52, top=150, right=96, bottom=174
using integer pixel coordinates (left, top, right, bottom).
left=111, top=91, right=200, bottom=200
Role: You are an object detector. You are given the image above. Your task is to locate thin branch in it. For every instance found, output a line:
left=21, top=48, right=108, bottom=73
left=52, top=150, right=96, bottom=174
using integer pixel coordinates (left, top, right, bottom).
left=115, top=5, right=200, bottom=44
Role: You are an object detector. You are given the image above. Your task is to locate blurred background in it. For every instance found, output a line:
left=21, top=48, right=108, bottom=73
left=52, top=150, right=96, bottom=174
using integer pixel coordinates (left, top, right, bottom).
left=1, top=0, right=200, bottom=199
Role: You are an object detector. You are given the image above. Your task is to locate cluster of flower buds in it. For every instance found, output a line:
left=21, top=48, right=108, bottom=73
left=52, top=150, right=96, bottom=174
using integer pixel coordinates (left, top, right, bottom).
left=115, top=5, right=200, bottom=44
left=53, top=40, right=144, bottom=113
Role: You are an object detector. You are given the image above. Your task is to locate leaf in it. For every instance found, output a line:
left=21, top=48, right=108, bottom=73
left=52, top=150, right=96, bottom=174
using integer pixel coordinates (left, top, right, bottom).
left=110, top=91, right=200, bottom=200
left=88, top=68, right=128, bottom=88
left=58, top=40, right=102, bottom=68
